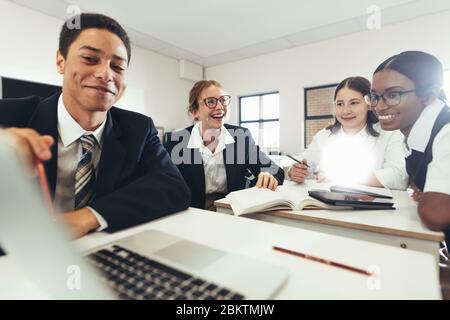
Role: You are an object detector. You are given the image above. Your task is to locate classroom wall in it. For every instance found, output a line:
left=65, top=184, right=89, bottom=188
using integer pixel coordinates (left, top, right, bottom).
left=205, top=10, right=450, bottom=155
left=0, top=0, right=194, bottom=131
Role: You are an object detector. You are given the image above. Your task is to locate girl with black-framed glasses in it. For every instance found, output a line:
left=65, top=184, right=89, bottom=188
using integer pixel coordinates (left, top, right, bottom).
left=370, top=51, right=450, bottom=249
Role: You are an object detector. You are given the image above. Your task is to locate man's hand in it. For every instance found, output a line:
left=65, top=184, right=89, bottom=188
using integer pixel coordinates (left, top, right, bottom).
left=4, top=128, right=53, bottom=168
left=256, top=172, right=279, bottom=191
left=288, top=161, right=308, bottom=184
left=60, top=208, right=101, bottom=239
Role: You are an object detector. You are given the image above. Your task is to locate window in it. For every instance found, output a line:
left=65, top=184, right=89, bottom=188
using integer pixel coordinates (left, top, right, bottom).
left=239, top=92, right=279, bottom=152
left=304, top=84, right=338, bottom=148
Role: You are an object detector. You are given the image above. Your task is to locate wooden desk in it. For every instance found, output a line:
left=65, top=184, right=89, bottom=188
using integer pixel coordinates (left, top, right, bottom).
left=215, top=182, right=444, bottom=261
left=0, top=208, right=442, bottom=299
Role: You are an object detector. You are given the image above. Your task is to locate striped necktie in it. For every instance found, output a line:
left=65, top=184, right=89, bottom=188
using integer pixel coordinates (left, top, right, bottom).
left=74, top=134, right=97, bottom=209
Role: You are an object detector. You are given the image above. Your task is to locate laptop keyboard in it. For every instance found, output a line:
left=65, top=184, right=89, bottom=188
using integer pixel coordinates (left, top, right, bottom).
left=86, top=245, right=245, bottom=300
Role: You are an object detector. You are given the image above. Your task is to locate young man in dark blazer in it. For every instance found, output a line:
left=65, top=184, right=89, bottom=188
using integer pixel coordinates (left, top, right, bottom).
left=0, top=13, right=190, bottom=240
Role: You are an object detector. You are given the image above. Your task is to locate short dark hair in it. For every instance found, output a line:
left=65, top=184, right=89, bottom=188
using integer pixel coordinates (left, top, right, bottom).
left=374, top=51, right=446, bottom=101
left=327, top=76, right=379, bottom=137
left=59, top=13, right=131, bottom=64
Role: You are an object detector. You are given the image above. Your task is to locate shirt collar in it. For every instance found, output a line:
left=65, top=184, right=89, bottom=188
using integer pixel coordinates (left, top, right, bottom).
left=57, top=94, right=106, bottom=147
left=338, top=124, right=369, bottom=139
left=187, top=123, right=235, bottom=155
left=407, top=99, right=446, bottom=152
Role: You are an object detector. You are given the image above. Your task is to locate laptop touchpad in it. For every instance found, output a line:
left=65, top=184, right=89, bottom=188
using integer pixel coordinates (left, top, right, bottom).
left=155, top=240, right=225, bottom=271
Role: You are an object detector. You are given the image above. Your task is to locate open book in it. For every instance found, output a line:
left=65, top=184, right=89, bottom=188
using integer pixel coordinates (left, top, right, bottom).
left=226, top=185, right=351, bottom=216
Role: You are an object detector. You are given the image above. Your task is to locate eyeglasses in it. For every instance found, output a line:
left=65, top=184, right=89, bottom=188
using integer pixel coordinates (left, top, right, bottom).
left=364, top=89, right=416, bottom=108
left=202, top=95, right=231, bottom=109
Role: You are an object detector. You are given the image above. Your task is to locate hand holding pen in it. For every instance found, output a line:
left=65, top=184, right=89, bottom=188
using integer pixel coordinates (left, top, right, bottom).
left=287, top=154, right=309, bottom=184
left=4, top=128, right=53, bottom=167
left=4, top=128, right=54, bottom=208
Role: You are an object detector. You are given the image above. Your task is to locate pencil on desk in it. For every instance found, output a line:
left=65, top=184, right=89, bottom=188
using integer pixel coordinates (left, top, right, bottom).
left=286, top=154, right=310, bottom=168
left=273, top=245, right=372, bottom=276
left=34, top=157, right=52, bottom=210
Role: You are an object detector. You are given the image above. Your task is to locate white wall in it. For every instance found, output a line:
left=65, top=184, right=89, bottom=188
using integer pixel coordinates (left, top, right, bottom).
left=0, top=0, right=193, bottom=131
left=205, top=10, right=450, bottom=155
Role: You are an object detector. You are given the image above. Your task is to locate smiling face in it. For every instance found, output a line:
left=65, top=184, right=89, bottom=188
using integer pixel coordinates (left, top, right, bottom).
left=192, top=85, right=228, bottom=133
left=371, top=69, right=425, bottom=135
left=335, top=86, right=369, bottom=134
left=56, top=28, right=128, bottom=125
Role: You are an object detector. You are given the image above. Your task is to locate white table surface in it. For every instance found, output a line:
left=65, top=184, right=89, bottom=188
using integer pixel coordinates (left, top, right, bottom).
left=0, top=208, right=442, bottom=299
left=215, top=181, right=443, bottom=259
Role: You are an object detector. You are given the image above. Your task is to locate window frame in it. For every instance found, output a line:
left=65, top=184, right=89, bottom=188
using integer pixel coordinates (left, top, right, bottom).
left=238, top=91, right=280, bottom=150
left=304, top=83, right=338, bottom=148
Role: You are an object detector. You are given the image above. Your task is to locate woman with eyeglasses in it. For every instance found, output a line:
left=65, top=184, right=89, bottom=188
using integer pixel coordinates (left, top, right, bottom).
left=288, top=76, right=408, bottom=189
left=165, top=80, right=284, bottom=210
left=368, top=51, right=450, bottom=241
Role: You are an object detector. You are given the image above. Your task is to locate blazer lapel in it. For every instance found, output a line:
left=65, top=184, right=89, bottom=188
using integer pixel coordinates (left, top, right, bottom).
left=224, top=144, right=235, bottom=192
left=191, top=148, right=206, bottom=196
left=27, top=92, right=60, bottom=198
left=96, top=112, right=126, bottom=197
left=184, top=126, right=206, bottom=198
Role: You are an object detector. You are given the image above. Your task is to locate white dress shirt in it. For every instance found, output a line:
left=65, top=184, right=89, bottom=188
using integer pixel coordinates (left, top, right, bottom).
left=54, top=95, right=108, bottom=230
left=404, top=99, right=450, bottom=194
left=294, top=123, right=408, bottom=190
left=187, top=123, right=235, bottom=194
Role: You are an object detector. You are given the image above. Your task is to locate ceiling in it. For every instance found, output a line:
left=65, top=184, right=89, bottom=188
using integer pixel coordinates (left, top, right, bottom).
left=9, top=0, right=450, bottom=66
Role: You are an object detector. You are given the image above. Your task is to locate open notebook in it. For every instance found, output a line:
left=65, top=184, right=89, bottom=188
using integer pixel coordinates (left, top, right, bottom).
left=226, top=183, right=394, bottom=216
left=226, top=185, right=351, bottom=216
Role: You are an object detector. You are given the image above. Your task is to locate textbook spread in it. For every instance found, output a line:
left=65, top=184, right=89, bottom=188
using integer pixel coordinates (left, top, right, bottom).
left=226, top=183, right=394, bottom=216
left=226, top=185, right=349, bottom=216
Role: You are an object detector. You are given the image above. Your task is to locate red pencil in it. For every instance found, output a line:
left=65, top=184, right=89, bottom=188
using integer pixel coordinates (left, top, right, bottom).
left=273, top=245, right=372, bottom=276
left=34, top=157, right=53, bottom=210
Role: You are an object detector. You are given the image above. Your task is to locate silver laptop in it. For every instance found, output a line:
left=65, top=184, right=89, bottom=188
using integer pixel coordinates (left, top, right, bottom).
left=0, top=135, right=287, bottom=300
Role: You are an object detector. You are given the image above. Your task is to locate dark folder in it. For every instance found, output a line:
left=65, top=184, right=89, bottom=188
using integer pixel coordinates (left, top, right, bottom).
left=308, top=190, right=395, bottom=210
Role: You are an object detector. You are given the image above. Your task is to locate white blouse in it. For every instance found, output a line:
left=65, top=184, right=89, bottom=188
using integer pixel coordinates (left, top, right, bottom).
left=405, top=99, right=450, bottom=194
left=187, top=123, right=236, bottom=194
left=296, top=124, right=408, bottom=190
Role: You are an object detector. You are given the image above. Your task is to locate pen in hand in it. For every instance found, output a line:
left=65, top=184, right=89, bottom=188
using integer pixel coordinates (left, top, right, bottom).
left=34, top=157, right=53, bottom=210
left=286, top=154, right=310, bottom=168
